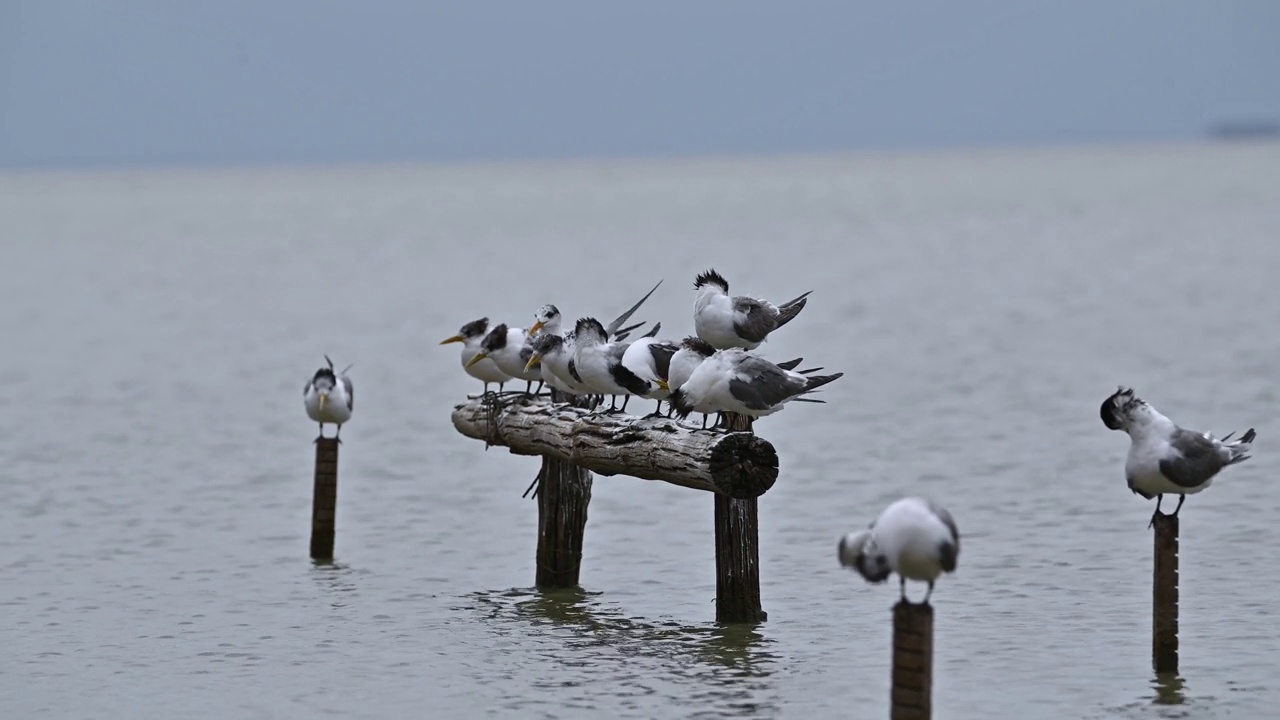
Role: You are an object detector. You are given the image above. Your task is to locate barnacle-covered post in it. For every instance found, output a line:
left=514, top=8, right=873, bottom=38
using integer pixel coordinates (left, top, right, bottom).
left=891, top=600, right=934, bottom=720
left=1152, top=513, right=1179, bottom=674
left=310, top=438, right=340, bottom=561
left=714, top=412, right=767, bottom=623
left=535, top=391, right=593, bottom=588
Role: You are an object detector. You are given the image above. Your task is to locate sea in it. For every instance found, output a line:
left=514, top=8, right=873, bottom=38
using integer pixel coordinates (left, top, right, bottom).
left=2, top=140, right=1279, bottom=719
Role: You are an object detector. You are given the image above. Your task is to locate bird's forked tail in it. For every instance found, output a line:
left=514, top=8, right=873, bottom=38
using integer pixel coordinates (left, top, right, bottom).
left=1221, top=427, right=1257, bottom=466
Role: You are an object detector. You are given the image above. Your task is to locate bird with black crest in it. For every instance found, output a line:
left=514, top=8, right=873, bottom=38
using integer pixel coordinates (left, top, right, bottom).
left=692, top=269, right=813, bottom=350
left=304, top=355, right=354, bottom=443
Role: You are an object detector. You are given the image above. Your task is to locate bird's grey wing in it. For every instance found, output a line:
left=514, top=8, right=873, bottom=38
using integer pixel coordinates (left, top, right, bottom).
left=342, top=376, right=354, bottom=412
left=605, top=279, right=663, bottom=338
left=605, top=342, right=630, bottom=364
left=727, top=358, right=806, bottom=410
left=925, top=499, right=960, bottom=548
left=1159, top=427, right=1226, bottom=488
left=731, top=297, right=780, bottom=344
left=648, top=341, right=678, bottom=379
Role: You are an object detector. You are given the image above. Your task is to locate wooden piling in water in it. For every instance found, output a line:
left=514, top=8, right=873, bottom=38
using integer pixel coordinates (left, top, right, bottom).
left=891, top=600, right=934, bottom=720
left=535, top=392, right=594, bottom=588
left=1152, top=512, right=1179, bottom=674
left=714, top=412, right=766, bottom=624
left=310, top=437, right=340, bottom=561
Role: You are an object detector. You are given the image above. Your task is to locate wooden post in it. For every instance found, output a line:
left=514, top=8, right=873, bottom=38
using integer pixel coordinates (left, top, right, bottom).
left=310, top=438, right=339, bottom=561
left=891, top=600, right=933, bottom=720
left=535, top=391, right=594, bottom=588
left=714, top=412, right=767, bottom=624
left=1152, top=512, right=1179, bottom=674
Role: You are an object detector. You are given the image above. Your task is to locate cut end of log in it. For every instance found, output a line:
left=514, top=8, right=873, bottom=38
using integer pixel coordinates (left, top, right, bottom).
left=708, top=432, right=778, bottom=499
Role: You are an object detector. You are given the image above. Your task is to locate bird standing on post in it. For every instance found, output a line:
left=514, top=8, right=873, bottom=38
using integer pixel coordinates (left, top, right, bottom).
left=304, top=355, right=354, bottom=443
left=692, top=269, right=812, bottom=350
left=1100, top=386, right=1257, bottom=528
left=838, top=497, right=961, bottom=604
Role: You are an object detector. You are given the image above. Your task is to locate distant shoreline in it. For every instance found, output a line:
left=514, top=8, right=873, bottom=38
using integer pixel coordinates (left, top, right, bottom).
left=1208, top=120, right=1280, bottom=140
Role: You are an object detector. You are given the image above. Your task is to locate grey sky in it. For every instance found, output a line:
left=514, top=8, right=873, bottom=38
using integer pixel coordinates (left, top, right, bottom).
left=1, top=1, right=1277, bottom=169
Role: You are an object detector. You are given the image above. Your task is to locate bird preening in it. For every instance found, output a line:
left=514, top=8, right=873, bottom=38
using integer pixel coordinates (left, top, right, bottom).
left=303, top=355, right=354, bottom=443
left=1100, top=386, right=1256, bottom=528
left=838, top=496, right=961, bottom=605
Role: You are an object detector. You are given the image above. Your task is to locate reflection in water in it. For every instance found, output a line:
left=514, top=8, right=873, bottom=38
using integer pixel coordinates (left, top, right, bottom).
left=464, top=587, right=780, bottom=717
left=310, top=561, right=360, bottom=608
left=1150, top=673, right=1186, bottom=706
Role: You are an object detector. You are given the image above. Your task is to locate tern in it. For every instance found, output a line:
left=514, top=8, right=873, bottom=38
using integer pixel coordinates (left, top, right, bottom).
left=1100, top=386, right=1256, bottom=528
left=838, top=496, right=961, bottom=604
left=304, top=355, right=354, bottom=443
left=692, top=269, right=812, bottom=350
left=440, top=318, right=514, bottom=395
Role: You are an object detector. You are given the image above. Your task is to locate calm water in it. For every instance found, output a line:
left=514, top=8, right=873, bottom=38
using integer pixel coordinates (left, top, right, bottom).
left=3, top=142, right=1279, bottom=719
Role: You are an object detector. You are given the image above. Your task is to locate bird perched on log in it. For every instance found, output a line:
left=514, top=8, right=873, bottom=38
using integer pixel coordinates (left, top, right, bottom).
left=692, top=269, right=812, bottom=350
left=618, top=333, right=679, bottom=417
left=667, top=344, right=843, bottom=426
left=467, top=323, right=544, bottom=395
left=1100, top=386, right=1257, bottom=528
left=572, top=317, right=638, bottom=413
left=838, top=497, right=961, bottom=604
left=304, top=355, right=354, bottom=443
left=440, top=317, right=513, bottom=396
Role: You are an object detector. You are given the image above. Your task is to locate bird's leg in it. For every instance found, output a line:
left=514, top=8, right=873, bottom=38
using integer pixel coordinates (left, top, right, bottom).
left=923, top=580, right=934, bottom=605
left=1171, top=494, right=1186, bottom=517
left=701, top=414, right=709, bottom=430
left=1148, top=494, right=1165, bottom=529
left=335, top=424, right=343, bottom=445
left=620, top=395, right=631, bottom=413
left=314, top=423, right=325, bottom=444
left=534, top=380, right=545, bottom=395
left=899, top=576, right=907, bottom=601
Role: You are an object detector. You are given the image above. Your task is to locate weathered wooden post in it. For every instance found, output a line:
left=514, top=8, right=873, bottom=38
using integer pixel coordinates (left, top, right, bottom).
left=715, top=412, right=766, bottom=623
left=535, top=391, right=593, bottom=588
left=450, top=396, right=780, bottom=609
left=310, top=438, right=340, bottom=561
left=1152, top=512, right=1179, bottom=674
left=891, top=600, right=934, bottom=720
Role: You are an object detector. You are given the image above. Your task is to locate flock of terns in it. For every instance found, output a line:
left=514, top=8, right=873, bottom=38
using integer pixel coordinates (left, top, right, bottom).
left=300, top=270, right=1260, bottom=605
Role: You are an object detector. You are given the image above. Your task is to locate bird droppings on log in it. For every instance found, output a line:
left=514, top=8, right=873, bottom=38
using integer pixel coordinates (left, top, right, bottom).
left=451, top=395, right=780, bottom=499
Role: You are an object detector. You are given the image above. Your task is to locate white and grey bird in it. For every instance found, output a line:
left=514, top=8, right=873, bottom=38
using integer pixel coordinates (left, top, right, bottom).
left=665, top=337, right=822, bottom=428
left=692, top=269, right=812, bottom=350
left=1100, top=386, right=1257, bottom=527
left=619, top=334, right=680, bottom=417
left=668, top=345, right=843, bottom=426
left=524, top=331, right=595, bottom=397
left=303, top=355, right=354, bottom=443
left=440, top=317, right=514, bottom=395
left=837, top=496, right=961, bottom=604
left=571, top=317, right=639, bottom=413
left=467, top=323, right=543, bottom=394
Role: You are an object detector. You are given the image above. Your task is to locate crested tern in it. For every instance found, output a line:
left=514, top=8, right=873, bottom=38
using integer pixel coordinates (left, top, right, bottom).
left=692, top=269, right=812, bottom=350
left=838, top=496, right=961, bottom=604
left=440, top=318, right=513, bottom=395
left=304, top=355, right=354, bottom=443
left=1100, top=386, right=1257, bottom=527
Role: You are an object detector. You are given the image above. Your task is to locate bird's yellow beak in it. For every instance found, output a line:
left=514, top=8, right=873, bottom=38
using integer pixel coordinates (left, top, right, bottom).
left=464, top=351, right=489, bottom=369
left=656, top=379, right=669, bottom=392
left=318, top=392, right=329, bottom=411
left=440, top=335, right=464, bottom=345
left=524, top=352, right=543, bottom=374
left=528, top=320, right=545, bottom=335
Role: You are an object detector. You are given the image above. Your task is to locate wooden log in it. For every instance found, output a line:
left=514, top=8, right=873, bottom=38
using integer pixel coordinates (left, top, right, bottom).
left=310, top=438, right=339, bottom=561
left=450, top=396, right=779, bottom=499
left=714, top=412, right=767, bottom=624
left=1152, top=512, right=1179, bottom=674
left=891, top=600, right=933, bottom=720
left=535, top=391, right=594, bottom=589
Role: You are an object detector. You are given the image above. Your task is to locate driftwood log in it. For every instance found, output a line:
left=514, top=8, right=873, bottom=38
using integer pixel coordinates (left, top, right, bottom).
left=450, top=395, right=779, bottom=500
